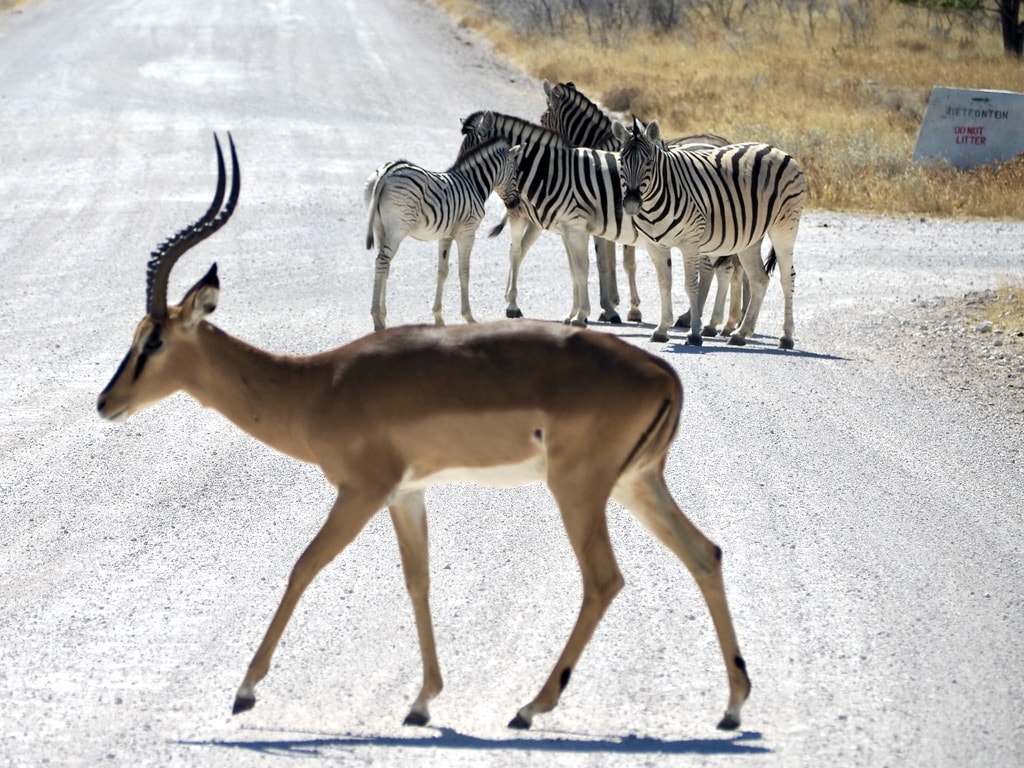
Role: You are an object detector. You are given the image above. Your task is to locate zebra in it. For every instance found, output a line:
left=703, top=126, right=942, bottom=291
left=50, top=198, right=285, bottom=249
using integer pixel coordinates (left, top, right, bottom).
left=459, top=111, right=672, bottom=333
left=364, top=136, right=521, bottom=331
left=541, top=80, right=758, bottom=339
left=613, top=118, right=807, bottom=349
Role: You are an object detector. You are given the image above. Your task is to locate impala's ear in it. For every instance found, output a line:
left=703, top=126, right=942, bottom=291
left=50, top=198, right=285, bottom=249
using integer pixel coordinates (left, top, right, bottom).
left=179, top=263, right=220, bottom=328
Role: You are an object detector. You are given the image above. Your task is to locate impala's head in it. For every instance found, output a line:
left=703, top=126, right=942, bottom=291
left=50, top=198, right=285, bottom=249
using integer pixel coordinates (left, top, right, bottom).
left=613, top=117, right=661, bottom=216
left=97, top=134, right=240, bottom=423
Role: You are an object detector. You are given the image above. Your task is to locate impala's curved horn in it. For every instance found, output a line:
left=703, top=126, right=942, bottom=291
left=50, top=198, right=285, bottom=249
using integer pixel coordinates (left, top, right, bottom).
left=146, top=132, right=240, bottom=322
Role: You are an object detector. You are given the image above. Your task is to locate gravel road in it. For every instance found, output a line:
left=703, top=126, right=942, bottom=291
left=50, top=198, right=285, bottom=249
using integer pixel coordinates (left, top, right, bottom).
left=1, top=1, right=1022, bottom=766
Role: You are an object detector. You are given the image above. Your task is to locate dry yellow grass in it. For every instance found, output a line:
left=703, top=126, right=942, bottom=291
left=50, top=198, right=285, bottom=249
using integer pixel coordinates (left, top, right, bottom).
left=439, top=0, right=1024, bottom=220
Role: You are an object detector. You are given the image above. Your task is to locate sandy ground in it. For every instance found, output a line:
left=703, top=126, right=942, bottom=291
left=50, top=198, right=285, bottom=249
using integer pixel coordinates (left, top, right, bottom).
left=1, top=1, right=1023, bottom=766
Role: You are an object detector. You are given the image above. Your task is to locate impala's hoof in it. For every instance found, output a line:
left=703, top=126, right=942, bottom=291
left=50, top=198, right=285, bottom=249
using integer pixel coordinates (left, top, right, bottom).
left=232, top=693, right=256, bottom=715
left=717, top=713, right=741, bottom=731
left=508, top=713, right=532, bottom=730
left=403, top=710, right=430, bottom=727
left=506, top=309, right=524, bottom=319
left=779, top=337, right=795, bottom=350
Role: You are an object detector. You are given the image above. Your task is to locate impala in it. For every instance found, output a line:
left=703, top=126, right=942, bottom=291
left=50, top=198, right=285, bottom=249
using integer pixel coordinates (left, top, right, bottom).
left=96, top=134, right=750, bottom=731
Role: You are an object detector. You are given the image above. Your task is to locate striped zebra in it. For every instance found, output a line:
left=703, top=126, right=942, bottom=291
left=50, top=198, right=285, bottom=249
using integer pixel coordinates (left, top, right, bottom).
left=541, top=80, right=758, bottom=339
left=613, top=118, right=806, bottom=349
left=364, top=136, right=520, bottom=331
left=459, top=111, right=672, bottom=332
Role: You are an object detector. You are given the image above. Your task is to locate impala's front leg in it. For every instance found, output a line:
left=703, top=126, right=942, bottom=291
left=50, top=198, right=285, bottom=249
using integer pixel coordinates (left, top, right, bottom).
left=233, top=488, right=385, bottom=715
left=388, top=492, right=443, bottom=726
left=432, top=237, right=454, bottom=326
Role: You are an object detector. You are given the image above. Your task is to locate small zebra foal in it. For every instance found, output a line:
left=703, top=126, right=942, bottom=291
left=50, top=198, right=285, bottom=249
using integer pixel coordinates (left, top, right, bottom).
left=365, top=137, right=521, bottom=331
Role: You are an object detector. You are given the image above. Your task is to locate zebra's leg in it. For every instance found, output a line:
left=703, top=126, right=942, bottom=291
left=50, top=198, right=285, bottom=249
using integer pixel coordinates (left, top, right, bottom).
left=371, top=243, right=397, bottom=332
left=681, top=248, right=704, bottom=346
left=722, top=255, right=744, bottom=336
left=432, top=237, right=453, bottom=326
left=622, top=245, right=642, bottom=322
left=705, top=256, right=735, bottom=337
left=454, top=231, right=477, bottom=325
left=505, top=220, right=542, bottom=319
left=562, top=228, right=592, bottom=327
left=594, top=237, right=621, bottom=324
left=728, top=246, right=772, bottom=347
left=771, top=229, right=798, bottom=350
left=675, top=255, right=714, bottom=331
left=645, top=243, right=674, bottom=343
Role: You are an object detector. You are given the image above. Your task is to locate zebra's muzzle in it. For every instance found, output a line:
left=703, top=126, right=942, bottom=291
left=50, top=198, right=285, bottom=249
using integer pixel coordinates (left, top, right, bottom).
left=623, top=190, right=642, bottom=216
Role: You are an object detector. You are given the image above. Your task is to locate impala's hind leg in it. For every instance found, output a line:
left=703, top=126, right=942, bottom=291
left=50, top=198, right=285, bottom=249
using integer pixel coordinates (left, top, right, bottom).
left=510, top=473, right=623, bottom=729
left=612, top=469, right=750, bottom=730
left=389, top=492, right=443, bottom=726
left=233, top=488, right=385, bottom=715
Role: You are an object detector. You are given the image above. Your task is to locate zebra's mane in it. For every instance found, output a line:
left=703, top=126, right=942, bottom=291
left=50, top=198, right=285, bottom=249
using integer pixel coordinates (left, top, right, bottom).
left=550, top=82, right=613, bottom=137
left=447, top=136, right=508, bottom=172
left=462, top=111, right=570, bottom=150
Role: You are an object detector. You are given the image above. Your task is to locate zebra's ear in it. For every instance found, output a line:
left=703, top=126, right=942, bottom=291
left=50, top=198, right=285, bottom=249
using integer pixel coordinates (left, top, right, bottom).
left=480, top=111, right=495, bottom=133
left=508, top=143, right=525, bottom=164
left=543, top=80, right=553, bottom=97
left=646, top=120, right=661, bottom=142
left=611, top=121, right=629, bottom=143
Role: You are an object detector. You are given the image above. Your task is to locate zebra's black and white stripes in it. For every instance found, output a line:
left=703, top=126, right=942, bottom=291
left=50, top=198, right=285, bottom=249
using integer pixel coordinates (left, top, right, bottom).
left=460, top=111, right=665, bottom=328
left=614, top=118, right=807, bottom=348
left=364, top=135, right=520, bottom=331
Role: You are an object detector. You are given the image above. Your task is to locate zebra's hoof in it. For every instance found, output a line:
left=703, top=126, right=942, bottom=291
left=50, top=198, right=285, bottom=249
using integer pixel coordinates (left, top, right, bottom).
left=599, top=311, right=622, bottom=324
left=674, top=312, right=691, bottom=329
left=701, top=325, right=719, bottom=337
left=686, top=334, right=703, bottom=347
left=650, top=330, right=670, bottom=343
left=506, top=309, right=524, bottom=319
left=627, top=309, right=642, bottom=322
left=779, top=337, right=795, bottom=350
left=727, top=334, right=747, bottom=347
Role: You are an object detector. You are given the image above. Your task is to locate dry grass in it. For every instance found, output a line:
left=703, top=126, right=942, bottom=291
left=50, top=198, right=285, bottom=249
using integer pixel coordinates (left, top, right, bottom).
left=439, top=0, right=1024, bottom=220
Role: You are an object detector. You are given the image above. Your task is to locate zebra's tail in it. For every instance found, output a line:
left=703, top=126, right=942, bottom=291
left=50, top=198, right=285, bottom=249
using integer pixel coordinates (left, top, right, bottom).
left=488, top=213, right=508, bottom=239
left=364, top=164, right=393, bottom=251
left=763, top=248, right=778, bottom=276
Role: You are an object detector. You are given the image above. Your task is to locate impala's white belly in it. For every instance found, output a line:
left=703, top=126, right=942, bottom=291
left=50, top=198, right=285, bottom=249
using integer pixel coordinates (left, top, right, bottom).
left=392, top=453, right=548, bottom=500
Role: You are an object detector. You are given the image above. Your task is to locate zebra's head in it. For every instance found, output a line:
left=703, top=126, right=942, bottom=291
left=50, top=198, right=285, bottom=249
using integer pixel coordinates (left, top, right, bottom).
left=614, top=117, right=661, bottom=216
left=458, top=111, right=496, bottom=157
left=497, top=144, right=523, bottom=211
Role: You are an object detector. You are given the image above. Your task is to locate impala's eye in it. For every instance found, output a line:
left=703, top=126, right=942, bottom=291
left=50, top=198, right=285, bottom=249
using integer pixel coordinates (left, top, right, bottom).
left=144, top=334, right=163, bottom=354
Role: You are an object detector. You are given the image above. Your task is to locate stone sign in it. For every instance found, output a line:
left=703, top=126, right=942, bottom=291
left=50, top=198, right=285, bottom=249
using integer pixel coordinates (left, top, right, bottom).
left=911, top=86, right=1024, bottom=169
